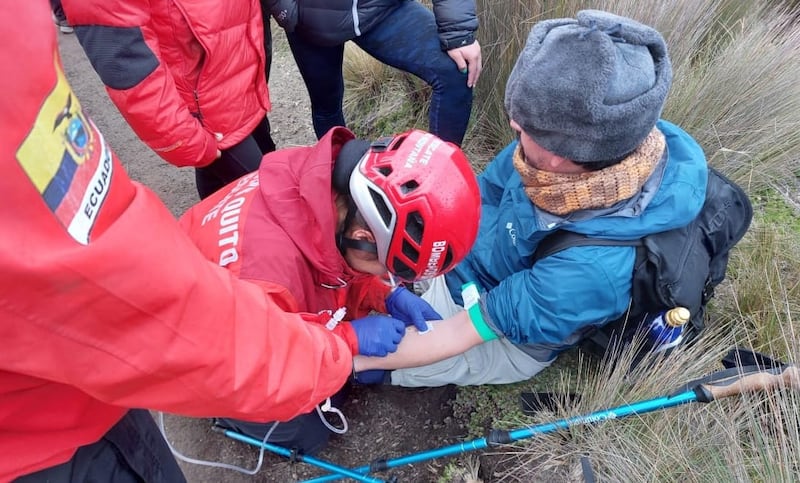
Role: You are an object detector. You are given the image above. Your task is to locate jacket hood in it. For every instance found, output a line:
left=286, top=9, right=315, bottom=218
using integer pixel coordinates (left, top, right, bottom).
left=258, top=127, right=357, bottom=287
left=535, top=120, right=708, bottom=239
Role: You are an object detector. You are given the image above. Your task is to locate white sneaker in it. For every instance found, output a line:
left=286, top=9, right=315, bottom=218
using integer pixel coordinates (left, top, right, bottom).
left=55, top=17, right=73, bottom=34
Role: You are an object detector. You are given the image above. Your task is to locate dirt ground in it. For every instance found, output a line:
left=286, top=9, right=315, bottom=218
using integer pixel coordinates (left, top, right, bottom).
left=56, top=25, right=476, bottom=483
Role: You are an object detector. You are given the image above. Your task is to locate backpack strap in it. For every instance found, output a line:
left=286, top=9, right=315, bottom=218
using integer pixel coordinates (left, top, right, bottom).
left=532, top=230, right=642, bottom=263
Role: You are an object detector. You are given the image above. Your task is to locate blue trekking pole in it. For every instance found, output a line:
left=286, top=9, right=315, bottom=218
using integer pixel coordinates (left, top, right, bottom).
left=297, top=348, right=799, bottom=482
left=216, top=428, right=388, bottom=483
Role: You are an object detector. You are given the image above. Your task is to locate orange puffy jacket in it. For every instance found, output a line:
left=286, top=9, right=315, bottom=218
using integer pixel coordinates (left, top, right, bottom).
left=62, top=0, right=270, bottom=167
left=0, top=2, right=350, bottom=480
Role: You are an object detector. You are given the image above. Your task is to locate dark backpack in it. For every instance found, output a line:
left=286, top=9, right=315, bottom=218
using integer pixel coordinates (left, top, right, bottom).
left=531, top=167, right=753, bottom=358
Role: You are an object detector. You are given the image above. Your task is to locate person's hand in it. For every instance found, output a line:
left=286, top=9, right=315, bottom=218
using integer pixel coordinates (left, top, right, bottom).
left=350, top=315, right=406, bottom=357
left=385, top=286, right=442, bottom=332
left=447, top=40, right=482, bottom=88
left=214, top=132, right=223, bottom=159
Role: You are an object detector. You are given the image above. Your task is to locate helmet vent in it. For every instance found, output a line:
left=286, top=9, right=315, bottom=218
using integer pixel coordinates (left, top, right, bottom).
left=391, top=135, right=407, bottom=150
left=405, top=211, right=424, bottom=244
left=401, top=239, right=420, bottom=264
left=368, top=187, right=393, bottom=227
left=441, top=248, right=454, bottom=272
left=400, top=180, right=419, bottom=194
left=391, top=258, right=415, bottom=281
left=377, top=166, right=393, bottom=177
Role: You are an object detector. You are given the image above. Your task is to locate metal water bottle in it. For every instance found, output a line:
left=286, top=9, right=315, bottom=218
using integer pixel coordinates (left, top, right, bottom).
left=648, top=307, right=690, bottom=353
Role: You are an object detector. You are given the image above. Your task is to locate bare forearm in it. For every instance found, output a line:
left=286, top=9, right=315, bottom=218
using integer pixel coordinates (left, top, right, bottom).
left=353, top=311, right=483, bottom=371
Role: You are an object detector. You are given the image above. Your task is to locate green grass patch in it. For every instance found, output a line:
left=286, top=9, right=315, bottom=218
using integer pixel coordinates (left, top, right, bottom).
left=753, top=190, right=800, bottom=235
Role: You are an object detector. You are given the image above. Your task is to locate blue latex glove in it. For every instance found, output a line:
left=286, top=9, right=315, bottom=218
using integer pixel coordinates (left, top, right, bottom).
left=350, top=315, right=406, bottom=357
left=385, top=286, right=442, bottom=332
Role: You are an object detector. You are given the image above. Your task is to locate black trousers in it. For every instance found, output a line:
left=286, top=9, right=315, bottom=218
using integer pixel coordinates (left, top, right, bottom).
left=194, top=116, right=276, bottom=200
left=14, top=410, right=186, bottom=483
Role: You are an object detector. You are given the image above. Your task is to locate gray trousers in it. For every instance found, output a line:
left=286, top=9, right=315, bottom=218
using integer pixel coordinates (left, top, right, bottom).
left=389, top=277, right=551, bottom=387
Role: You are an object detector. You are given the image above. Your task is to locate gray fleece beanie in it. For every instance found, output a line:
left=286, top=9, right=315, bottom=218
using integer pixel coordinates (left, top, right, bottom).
left=504, top=10, right=672, bottom=164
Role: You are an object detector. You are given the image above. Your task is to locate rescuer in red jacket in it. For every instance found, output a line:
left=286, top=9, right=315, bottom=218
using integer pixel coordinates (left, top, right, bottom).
left=179, top=126, right=483, bottom=453
left=62, top=0, right=277, bottom=199
left=0, top=2, right=360, bottom=481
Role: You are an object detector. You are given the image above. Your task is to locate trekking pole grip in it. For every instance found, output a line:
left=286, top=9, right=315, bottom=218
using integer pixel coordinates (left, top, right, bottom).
left=699, top=365, right=800, bottom=402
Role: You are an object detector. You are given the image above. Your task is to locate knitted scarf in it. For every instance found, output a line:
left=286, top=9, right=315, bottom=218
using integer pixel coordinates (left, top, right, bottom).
left=513, top=129, right=666, bottom=215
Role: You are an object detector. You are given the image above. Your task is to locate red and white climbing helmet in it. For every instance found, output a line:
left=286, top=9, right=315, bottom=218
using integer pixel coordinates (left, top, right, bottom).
left=349, top=129, right=481, bottom=282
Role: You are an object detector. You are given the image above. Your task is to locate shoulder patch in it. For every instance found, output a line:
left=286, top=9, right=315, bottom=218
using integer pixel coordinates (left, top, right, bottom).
left=16, top=55, right=113, bottom=244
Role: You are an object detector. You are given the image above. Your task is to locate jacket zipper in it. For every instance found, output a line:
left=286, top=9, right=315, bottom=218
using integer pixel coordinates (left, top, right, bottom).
left=173, top=1, right=208, bottom=125
left=193, top=90, right=204, bottom=125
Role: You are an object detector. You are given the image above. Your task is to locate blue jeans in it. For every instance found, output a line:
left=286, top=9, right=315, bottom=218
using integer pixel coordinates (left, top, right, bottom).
left=286, top=0, right=473, bottom=145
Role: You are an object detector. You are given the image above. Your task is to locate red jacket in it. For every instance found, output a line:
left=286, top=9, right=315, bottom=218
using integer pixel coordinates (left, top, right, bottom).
left=179, top=127, right=392, bottom=326
left=62, top=0, right=270, bottom=168
left=0, top=3, right=349, bottom=480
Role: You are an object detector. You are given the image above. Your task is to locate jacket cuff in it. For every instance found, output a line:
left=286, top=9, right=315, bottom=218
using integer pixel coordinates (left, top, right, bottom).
left=195, top=134, right=220, bottom=168
left=333, top=322, right=359, bottom=355
left=440, top=32, right=475, bottom=51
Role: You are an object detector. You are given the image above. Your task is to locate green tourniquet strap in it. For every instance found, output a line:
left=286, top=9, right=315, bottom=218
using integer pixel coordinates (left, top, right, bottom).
left=462, top=282, right=498, bottom=342
left=468, top=304, right=497, bottom=342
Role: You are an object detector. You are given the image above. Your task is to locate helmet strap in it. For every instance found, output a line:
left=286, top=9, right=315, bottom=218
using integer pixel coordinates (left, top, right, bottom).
left=336, top=198, right=378, bottom=255
left=339, top=237, right=378, bottom=254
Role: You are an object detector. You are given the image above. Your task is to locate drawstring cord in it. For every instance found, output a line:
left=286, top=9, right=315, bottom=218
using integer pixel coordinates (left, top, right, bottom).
left=158, top=411, right=279, bottom=475
left=157, top=396, right=350, bottom=476
left=315, top=397, right=349, bottom=435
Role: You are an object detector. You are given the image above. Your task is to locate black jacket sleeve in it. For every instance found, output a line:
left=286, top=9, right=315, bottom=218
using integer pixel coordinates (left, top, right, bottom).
left=432, top=0, right=479, bottom=50
left=264, top=0, right=298, bottom=32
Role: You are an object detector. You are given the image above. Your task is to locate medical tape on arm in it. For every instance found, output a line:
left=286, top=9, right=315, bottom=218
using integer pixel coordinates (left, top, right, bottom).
left=461, top=282, right=498, bottom=342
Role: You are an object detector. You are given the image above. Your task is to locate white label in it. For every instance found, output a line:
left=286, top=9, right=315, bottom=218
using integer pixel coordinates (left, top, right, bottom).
left=462, top=283, right=480, bottom=309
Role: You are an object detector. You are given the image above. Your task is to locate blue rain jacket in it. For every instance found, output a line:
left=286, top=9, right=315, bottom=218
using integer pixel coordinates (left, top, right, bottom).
left=445, top=120, right=708, bottom=360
